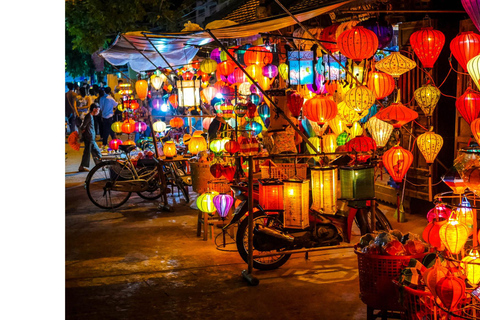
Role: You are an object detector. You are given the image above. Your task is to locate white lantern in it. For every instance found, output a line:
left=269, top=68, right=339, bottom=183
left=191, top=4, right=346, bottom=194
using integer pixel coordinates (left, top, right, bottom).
left=177, top=80, right=201, bottom=107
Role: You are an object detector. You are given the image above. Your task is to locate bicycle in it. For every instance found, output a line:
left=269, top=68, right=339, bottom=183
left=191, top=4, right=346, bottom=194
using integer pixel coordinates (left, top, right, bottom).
left=85, top=144, right=167, bottom=209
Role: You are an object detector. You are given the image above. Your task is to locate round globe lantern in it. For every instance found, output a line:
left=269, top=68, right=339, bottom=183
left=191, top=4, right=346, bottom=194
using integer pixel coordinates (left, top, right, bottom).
left=450, top=31, right=480, bottom=71
left=303, top=96, right=338, bottom=125
left=409, top=27, right=445, bottom=69
left=337, top=26, right=379, bottom=62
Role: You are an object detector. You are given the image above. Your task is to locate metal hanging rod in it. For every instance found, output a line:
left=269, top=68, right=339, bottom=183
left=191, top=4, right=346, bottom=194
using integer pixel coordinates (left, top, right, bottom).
left=339, top=10, right=466, bottom=14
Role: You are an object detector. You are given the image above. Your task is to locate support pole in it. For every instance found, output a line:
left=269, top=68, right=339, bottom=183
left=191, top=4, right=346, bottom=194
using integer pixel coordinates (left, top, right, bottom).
left=141, top=33, right=178, bottom=86
left=121, top=34, right=159, bottom=71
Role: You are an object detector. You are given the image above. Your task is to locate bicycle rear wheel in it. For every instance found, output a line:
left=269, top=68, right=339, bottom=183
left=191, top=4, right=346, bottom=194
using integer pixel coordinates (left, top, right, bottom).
left=137, top=166, right=167, bottom=200
left=85, top=160, right=132, bottom=209
left=355, top=205, right=392, bottom=235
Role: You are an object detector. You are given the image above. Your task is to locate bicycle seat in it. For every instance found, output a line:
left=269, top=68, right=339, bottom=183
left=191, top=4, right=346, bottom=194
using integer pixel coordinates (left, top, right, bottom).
left=119, top=145, right=136, bottom=154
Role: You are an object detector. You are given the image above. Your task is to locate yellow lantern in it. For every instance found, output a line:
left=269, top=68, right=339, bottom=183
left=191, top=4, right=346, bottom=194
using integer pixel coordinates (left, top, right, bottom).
left=365, top=116, right=393, bottom=148
left=257, top=76, right=272, bottom=91
left=439, top=217, right=469, bottom=254
left=375, top=52, right=417, bottom=78
left=416, top=130, right=443, bottom=163
left=456, top=197, right=474, bottom=235
left=189, top=135, right=207, bottom=155
left=283, top=179, right=310, bottom=229
left=344, top=86, right=375, bottom=113
left=462, top=249, right=480, bottom=285
left=196, top=191, right=219, bottom=213
left=307, top=137, right=321, bottom=161
left=298, top=84, right=316, bottom=100
left=151, top=74, right=166, bottom=90
left=278, top=63, right=289, bottom=80
left=327, top=115, right=346, bottom=135
left=193, top=130, right=204, bottom=137
left=414, top=84, right=441, bottom=117
left=311, top=166, right=337, bottom=215
left=209, top=138, right=223, bottom=153
left=200, top=58, right=217, bottom=74
left=111, top=121, right=123, bottom=133
left=337, top=101, right=368, bottom=126
left=467, top=54, right=480, bottom=91
left=135, top=80, right=148, bottom=100
left=163, top=141, right=177, bottom=158
left=322, top=133, right=337, bottom=160
left=152, top=120, right=167, bottom=132
left=220, top=137, right=231, bottom=152
left=348, top=121, right=363, bottom=138
left=245, top=65, right=262, bottom=82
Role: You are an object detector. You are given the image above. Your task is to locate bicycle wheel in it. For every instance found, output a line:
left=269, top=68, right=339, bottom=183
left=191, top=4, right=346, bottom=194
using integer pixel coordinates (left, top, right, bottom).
left=175, top=177, right=190, bottom=202
left=355, top=205, right=393, bottom=235
left=85, top=160, right=132, bottom=209
left=137, top=166, right=167, bottom=200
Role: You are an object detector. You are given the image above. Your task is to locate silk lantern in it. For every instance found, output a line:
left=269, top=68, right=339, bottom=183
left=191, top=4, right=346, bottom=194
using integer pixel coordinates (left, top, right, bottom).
left=278, top=63, right=289, bottom=80
left=234, top=104, right=248, bottom=117
left=135, top=121, right=147, bottom=133
left=375, top=52, right=416, bottom=78
left=244, top=46, right=273, bottom=66
left=111, top=121, right=123, bottom=134
left=238, top=82, right=251, bottom=96
left=423, top=220, right=446, bottom=249
left=336, top=132, right=351, bottom=146
left=196, top=191, right=219, bottom=213
left=311, top=166, right=337, bottom=214
left=345, top=135, right=377, bottom=162
left=427, top=204, right=452, bottom=222
left=217, top=61, right=235, bottom=76
left=467, top=54, right=480, bottom=91
left=224, top=140, right=240, bottom=154
left=210, top=163, right=223, bottom=178
left=152, top=120, right=166, bottom=132
left=456, top=197, right=474, bottom=235
left=257, top=104, right=270, bottom=122
left=456, top=87, right=480, bottom=125
left=135, top=80, right=148, bottom=100
left=109, top=138, right=123, bottom=150
left=189, top=135, right=207, bottom=155
left=344, top=86, right=375, bottom=113
left=209, top=139, right=223, bottom=154
left=210, top=48, right=221, bottom=63
left=375, top=101, right=418, bottom=128
left=358, top=17, right=393, bottom=49
left=335, top=19, right=359, bottom=39
left=163, top=141, right=177, bottom=159
left=337, top=26, right=379, bottom=62
left=283, top=179, right=310, bottom=229
left=322, top=133, right=338, bottom=158
left=424, top=262, right=449, bottom=298
left=339, top=165, right=375, bottom=199
left=414, top=84, right=441, bottom=117
left=232, top=68, right=246, bottom=84
left=287, top=91, right=304, bottom=117
left=222, top=165, right=235, bottom=181
left=319, top=24, right=340, bottom=53
left=382, top=145, right=413, bottom=183
left=410, top=27, right=445, bottom=69
left=258, top=179, right=284, bottom=212
left=436, top=275, right=466, bottom=310
left=450, top=32, right=480, bottom=71
left=200, top=58, right=217, bottom=74
left=307, top=74, right=327, bottom=95
left=416, top=131, right=443, bottom=164
left=367, top=71, right=395, bottom=100
left=183, top=134, right=191, bottom=145
left=122, top=119, right=135, bottom=134
left=439, top=217, right=469, bottom=254
left=304, top=96, right=338, bottom=125
left=349, top=121, right=363, bottom=138
left=245, top=65, right=263, bottom=82
left=461, top=0, right=480, bottom=33
left=123, top=140, right=135, bottom=146
left=169, top=117, right=184, bottom=129
left=262, top=64, right=278, bottom=78
left=151, top=74, right=166, bottom=90
left=462, top=249, right=480, bottom=285
left=202, top=118, right=213, bottom=130
left=202, top=87, right=217, bottom=104
left=213, top=194, right=234, bottom=219
left=337, top=101, right=369, bottom=126
left=327, top=115, right=346, bottom=135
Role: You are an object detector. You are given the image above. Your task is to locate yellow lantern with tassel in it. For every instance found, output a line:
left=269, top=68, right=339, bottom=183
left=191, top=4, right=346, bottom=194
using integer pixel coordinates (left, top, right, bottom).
left=462, top=249, right=480, bottom=285
left=414, top=84, right=441, bottom=117
left=439, top=217, right=469, bottom=254
left=416, top=130, right=443, bottom=164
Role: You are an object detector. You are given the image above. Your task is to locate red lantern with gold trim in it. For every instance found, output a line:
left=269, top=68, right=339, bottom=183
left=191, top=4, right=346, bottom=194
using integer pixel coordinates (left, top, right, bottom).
left=303, top=96, right=338, bottom=125
left=169, top=117, right=184, bottom=128
left=244, top=46, right=273, bottom=67
left=287, top=91, right=304, bottom=117
left=337, top=26, right=379, bottom=62
left=319, top=24, right=340, bottom=53
left=450, top=31, right=480, bottom=71
left=382, top=145, right=413, bottom=183
left=375, top=101, right=418, bottom=128
left=366, top=71, right=395, bottom=100
left=410, top=27, right=445, bottom=69
left=456, top=87, right=480, bottom=125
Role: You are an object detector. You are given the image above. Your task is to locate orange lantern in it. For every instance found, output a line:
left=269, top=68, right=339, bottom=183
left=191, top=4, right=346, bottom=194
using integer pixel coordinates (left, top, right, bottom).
left=319, top=24, right=340, bottom=53
left=366, top=71, right=395, bottom=100
left=416, top=130, right=443, bottom=163
left=243, top=46, right=273, bottom=66
left=245, top=64, right=263, bottom=82
left=233, top=68, right=246, bottom=84
left=303, top=96, right=338, bottom=125
left=123, top=139, right=136, bottom=146
left=258, top=179, right=284, bottom=212
left=129, top=100, right=139, bottom=111
left=168, top=94, right=179, bottom=109
left=217, top=60, right=235, bottom=76
left=191, top=60, right=200, bottom=69
left=135, top=80, right=148, bottom=100
left=344, top=86, right=375, bottom=113
left=439, top=217, right=469, bottom=254
left=169, top=117, right=184, bottom=128
left=337, top=26, right=379, bottom=62
left=435, top=275, right=466, bottom=310
left=121, top=119, right=136, bottom=134
left=188, top=135, right=207, bottom=155
left=375, top=52, right=416, bottom=78
left=375, top=101, right=418, bottom=128
left=200, top=58, right=217, bottom=74
left=163, top=141, right=177, bottom=158
left=424, top=262, right=449, bottom=298
left=471, top=118, right=480, bottom=145
left=224, top=140, right=240, bottom=154
left=382, top=145, right=413, bottom=183
left=257, top=76, right=272, bottom=91
left=410, top=27, right=445, bottom=69
left=450, top=31, right=480, bottom=71
left=456, top=87, right=480, bottom=125
left=422, top=220, right=446, bottom=249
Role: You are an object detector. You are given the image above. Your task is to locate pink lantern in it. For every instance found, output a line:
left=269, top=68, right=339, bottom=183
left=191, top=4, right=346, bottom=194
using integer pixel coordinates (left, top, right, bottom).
left=461, top=0, right=480, bottom=33
left=213, top=194, right=234, bottom=219
left=203, top=117, right=213, bottom=130
left=135, top=121, right=147, bottom=133
left=262, top=64, right=278, bottom=79
left=427, top=204, right=452, bottom=222
left=109, top=139, right=123, bottom=151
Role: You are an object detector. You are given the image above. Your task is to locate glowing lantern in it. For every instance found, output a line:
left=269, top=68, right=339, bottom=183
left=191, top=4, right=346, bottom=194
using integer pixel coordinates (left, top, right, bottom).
left=151, top=74, right=165, bottom=90
left=450, top=32, right=480, bottom=71
left=258, top=179, right=284, bottom=212
left=244, top=46, right=273, bottom=66
left=287, top=91, right=304, bottom=117
left=200, top=58, right=217, bottom=74
left=303, top=96, right=338, bottom=125
left=121, top=119, right=135, bottom=134
left=322, top=133, right=338, bottom=154
left=202, top=87, right=217, bottom=104
left=245, top=64, right=263, bottom=82
left=456, top=197, right=474, bottom=235
left=462, top=0, right=480, bottom=33
left=163, top=141, right=177, bottom=159
left=183, top=71, right=194, bottom=81
left=123, top=140, right=135, bottom=146
left=152, top=120, right=166, bottom=132
left=337, top=26, right=378, bottom=62
left=409, top=27, right=445, bottom=69
left=109, top=138, right=123, bottom=150
left=288, top=50, right=314, bottom=85
left=471, top=118, right=480, bottom=145
left=335, top=19, right=359, bottom=39
left=183, top=134, right=191, bottom=145
left=456, top=87, right=480, bottom=125
left=217, top=61, right=235, bottom=76
left=442, top=166, right=467, bottom=194
left=327, top=115, right=346, bottom=135
left=262, top=64, right=278, bottom=79
left=462, top=249, right=480, bottom=285
left=257, top=76, right=272, bottom=91
left=366, top=117, right=393, bottom=148
left=213, top=194, right=234, bottom=219
left=209, top=139, right=223, bottom=154
left=414, top=84, right=441, bottom=117
left=424, top=263, right=449, bottom=298
left=375, top=52, right=416, bottom=78
left=193, top=130, right=204, bottom=137
left=210, top=163, right=223, bottom=178
left=467, top=54, right=480, bottom=91
left=310, top=166, right=337, bottom=215
left=236, top=44, right=251, bottom=65
left=283, top=179, right=310, bottom=229
left=422, top=220, right=446, bottom=249
left=191, top=60, right=200, bottom=69
left=135, top=80, right=148, bottom=100
left=337, top=101, right=368, bottom=126
left=168, top=94, right=178, bottom=109
left=246, top=121, right=263, bottom=136
left=129, top=100, right=139, bottom=111
left=238, top=82, right=251, bottom=96
left=169, top=117, right=184, bottom=129
left=416, top=131, right=443, bottom=164
left=375, top=101, right=418, bottom=128
left=426, top=204, right=452, bottom=222
left=319, top=24, right=340, bottom=52
left=383, top=145, right=413, bottom=183
left=234, top=104, right=248, bottom=117
left=257, top=104, right=270, bottom=122
left=224, top=140, right=240, bottom=154
left=135, top=121, right=147, bottom=133
left=358, top=17, right=393, bottom=50
left=188, top=135, right=207, bottom=155
left=111, top=121, right=123, bottom=133
left=336, top=132, right=351, bottom=146
left=345, top=135, right=376, bottom=162
left=232, top=68, right=246, bottom=84
left=202, top=118, right=213, bottom=131
left=366, top=71, right=395, bottom=100
left=210, top=48, right=221, bottom=63
left=349, top=121, right=363, bottom=138
left=339, top=165, right=375, bottom=199
left=239, top=136, right=260, bottom=156
left=306, top=137, right=321, bottom=160
left=177, top=80, right=201, bottom=107
left=344, top=86, right=375, bottom=113
left=435, top=275, right=466, bottom=310
left=222, top=165, right=235, bottom=181
left=278, top=63, right=289, bottom=80
left=439, top=217, right=469, bottom=254
left=196, top=191, right=219, bottom=213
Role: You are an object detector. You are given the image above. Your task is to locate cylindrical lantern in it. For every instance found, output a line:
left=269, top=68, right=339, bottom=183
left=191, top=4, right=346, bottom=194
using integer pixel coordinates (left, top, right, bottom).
left=375, top=102, right=418, bottom=128
left=196, top=191, right=219, bottom=213
left=438, top=217, right=469, bottom=254
left=177, top=80, right=201, bottom=107
left=213, top=194, right=234, bottom=219
left=375, top=52, right=417, bottom=78
left=109, top=138, right=123, bottom=151
left=344, top=86, right=375, bottom=113
left=456, top=87, right=480, bottom=125
left=462, top=249, right=480, bottom=286
left=283, top=179, right=310, bottom=229
left=450, top=31, right=480, bottom=71
left=258, top=179, right=284, bottom=212
left=414, top=84, right=441, bottom=117
left=303, top=95, right=338, bottom=125
left=135, top=80, right=148, bottom=100
left=366, top=71, right=395, bottom=100
left=311, top=166, right=337, bottom=215
left=383, top=145, right=414, bottom=183
left=200, top=58, right=217, bottom=74
left=337, top=26, right=379, bottom=62
left=189, top=135, right=207, bottom=155
left=152, top=120, right=167, bottom=132
left=163, top=141, right=177, bottom=159
left=409, top=27, right=445, bottom=69
left=339, top=165, right=375, bottom=199
left=467, top=54, right=480, bottom=91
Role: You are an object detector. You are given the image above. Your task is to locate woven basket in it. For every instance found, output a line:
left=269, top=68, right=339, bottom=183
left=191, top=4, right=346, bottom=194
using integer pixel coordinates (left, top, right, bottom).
left=260, top=163, right=308, bottom=180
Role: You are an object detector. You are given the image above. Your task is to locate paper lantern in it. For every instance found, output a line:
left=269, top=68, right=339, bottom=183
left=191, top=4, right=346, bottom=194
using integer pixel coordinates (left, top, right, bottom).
left=109, top=138, right=123, bottom=150
left=360, top=104, right=378, bottom=124
left=337, top=101, right=369, bottom=126
left=358, top=17, right=393, bottom=49
left=189, top=135, right=207, bottom=155
left=111, top=121, right=123, bottom=133
left=450, top=32, right=480, bottom=71
left=196, top=191, right=219, bottom=213
left=209, top=138, right=223, bottom=154
left=304, top=96, right=338, bottom=125
left=345, top=135, right=377, bottom=162
left=442, top=166, right=467, bottom=194
left=222, top=165, right=235, bottom=181
left=177, top=80, right=201, bottom=107
left=339, top=165, right=375, bottom=199
left=224, top=140, right=240, bottom=154
left=416, top=131, right=443, bottom=164
left=200, top=58, right=217, bottom=74
left=336, top=132, right=351, bottom=146
left=423, top=220, right=446, bottom=249
left=217, top=61, right=235, bottom=76
left=467, top=54, right=480, bottom=91
left=456, top=197, right=474, bottom=235
left=287, top=91, right=304, bottom=117
left=244, top=46, right=273, bottom=66
left=426, top=204, right=452, bottom=222
left=344, top=86, right=375, bottom=113
left=436, top=275, right=466, bottom=310
left=183, top=134, right=191, bottom=145
left=439, top=218, right=469, bottom=254
left=135, top=80, right=148, bottom=100
left=210, top=163, right=223, bottom=178
left=375, top=52, right=416, bottom=78
left=319, top=24, right=340, bottom=52
left=152, top=120, right=166, bottom=132
left=337, top=26, right=378, bottom=62
left=169, top=117, right=184, bottom=129
left=375, top=101, right=418, bottom=128
left=283, top=179, right=310, bottom=229
left=278, top=63, right=289, bottom=80
left=383, top=145, right=413, bottom=183
left=135, top=121, right=147, bottom=133
left=327, top=115, right=346, bottom=135
left=262, top=64, right=278, bottom=79
left=349, top=121, right=363, bottom=138
left=258, top=179, right=284, bottom=212
left=163, top=141, right=177, bottom=158
left=414, top=84, right=441, bottom=117
left=151, top=74, right=165, bottom=90
left=463, top=249, right=480, bottom=285
left=238, top=82, right=252, bottom=96
left=210, top=48, right=221, bottom=63
left=245, top=64, right=263, bottom=82
left=456, top=87, right=480, bottom=125
left=424, top=263, right=449, bottom=298
left=367, top=71, right=395, bottom=100
left=202, top=118, right=213, bottom=131
left=409, top=27, right=445, bottom=69
left=311, top=166, right=337, bottom=214
left=121, top=119, right=135, bottom=134
left=213, top=194, right=234, bottom=219
left=461, top=0, right=480, bottom=34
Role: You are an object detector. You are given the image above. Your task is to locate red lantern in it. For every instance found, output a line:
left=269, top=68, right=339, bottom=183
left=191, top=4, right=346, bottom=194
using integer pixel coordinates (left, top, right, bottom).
left=121, top=119, right=135, bottom=134
left=435, top=275, right=466, bottom=310
left=183, top=71, right=194, bottom=80
left=217, top=60, right=236, bottom=76
left=169, top=117, right=184, bottom=128
left=375, top=102, right=418, bottom=128
left=422, top=220, right=446, bottom=249
left=210, top=163, right=223, bottom=178
left=243, top=46, right=273, bottom=67
left=191, top=60, right=200, bottom=69
left=222, top=166, right=235, bottom=181
left=224, top=140, right=240, bottom=154
left=337, top=26, right=379, bottom=62
left=409, top=27, right=445, bottom=69
left=345, top=135, right=377, bottom=162
left=303, top=96, right=338, bottom=125
left=233, top=68, right=246, bottom=84
left=450, top=31, right=480, bottom=71
left=382, top=145, right=413, bottom=183
left=287, top=91, right=304, bottom=117
left=319, top=24, right=340, bottom=52
left=258, top=179, right=284, bottom=212
left=168, top=94, right=179, bottom=109
left=246, top=102, right=257, bottom=119
left=366, top=71, right=395, bottom=99
left=109, top=138, right=123, bottom=150
left=456, top=87, right=480, bottom=125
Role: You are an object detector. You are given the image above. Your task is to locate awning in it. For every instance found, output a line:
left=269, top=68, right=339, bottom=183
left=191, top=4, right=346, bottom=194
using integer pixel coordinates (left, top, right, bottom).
left=99, top=0, right=353, bottom=72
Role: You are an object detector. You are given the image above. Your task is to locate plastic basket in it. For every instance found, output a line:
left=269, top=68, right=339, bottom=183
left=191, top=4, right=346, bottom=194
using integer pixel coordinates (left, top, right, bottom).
left=260, top=163, right=308, bottom=180
left=355, top=249, right=426, bottom=312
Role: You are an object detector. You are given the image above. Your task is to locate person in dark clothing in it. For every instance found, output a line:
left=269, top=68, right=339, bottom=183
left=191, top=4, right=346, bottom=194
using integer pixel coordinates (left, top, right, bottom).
left=207, top=114, right=227, bottom=139
left=79, top=103, right=102, bottom=172
left=65, top=82, right=79, bottom=133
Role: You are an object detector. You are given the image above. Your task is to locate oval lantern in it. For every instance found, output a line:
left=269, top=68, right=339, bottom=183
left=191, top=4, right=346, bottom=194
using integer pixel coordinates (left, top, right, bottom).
left=456, top=197, right=474, bottom=235
left=213, top=194, right=234, bottom=218
left=367, top=71, right=395, bottom=100
left=262, top=64, right=278, bottom=79
left=210, top=48, right=222, bottom=63
left=471, top=118, right=480, bottom=145
left=375, top=52, right=417, bottom=78
left=462, top=249, right=480, bottom=286
left=287, top=91, right=304, bottom=117
left=439, top=217, right=469, bottom=254
left=246, top=121, right=263, bottom=136
left=202, top=87, right=217, bottom=104
left=202, top=117, right=213, bottom=130
left=319, top=24, right=340, bottom=52
left=414, top=84, right=441, bottom=117
left=200, top=58, right=217, bottom=74
left=278, top=63, right=289, bottom=80
left=234, top=104, right=248, bottom=118
left=152, top=120, right=166, bottom=132
left=217, top=60, right=235, bottom=76
left=209, top=138, right=223, bottom=154
left=409, top=27, right=445, bottom=69
left=238, top=82, right=252, bottom=96
left=322, top=133, right=338, bottom=154
left=210, top=163, right=223, bottom=178
left=245, top=64, right=263, bottom=82
left=304, top=96, right=338, bottom=125
left=327, top=115, right=346, bottom=136
left=424, top=262, right=449, bottom=298
left=244, top=46, right=273, bottom=67
left=196, top=191, right=219, bottom=213
left=169, top=117, right=184, bottom=129
left=123, top=140, right=135, bottom=146
left=163, top=141, right=177, bottom=158
left=435, top=275, right=466, bottom=311
left=416, top=131, right=443, bottom=164
left=111, top=121, right=123, bottom=134
left=135, top=80, right=148, bottom=100
left=422, top=220, right=446, bottom=249
left=109, top=138, right=123, bottom=151
left=345, top=135, right=377, bottom=162
left=461, top=0, right=480, bottom=34
left=375, top=101, right=418, bottom=128
left=382, top=145, right=413, bottom=183
left=135, top=121, right=147, bottom=133
left=151, top=74, right=165, bottom=90
left=225, top=140, right=240, bottom=154
left=358, top=17, right=394, bottom=50
left=121, top=119, right=136, bottom=134
left=307, top=74, right=327, bottom=95
left=450, top=31, right=480, bottom=71
left=467, top=54, right=480, bottom=91
left=306, top=137, right=321, bottom=159
left=456, top=87, right=480, bottom=125
left=337, top=26, right=379, bottom=62
left=232, top=68, right=246, bottom=84
left=344, top=86, right=375, bottom=113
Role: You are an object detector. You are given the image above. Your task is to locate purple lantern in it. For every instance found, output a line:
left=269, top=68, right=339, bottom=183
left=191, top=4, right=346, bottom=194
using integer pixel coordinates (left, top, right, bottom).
left=227, top=72, right=236, bottom=85
left=262, top=64, right=278, bottom=79
left=307, top=74, right=327, bottom=95
left=250, top=84, right=261, bottom=95
left=135, top=121, right=147, bottom=133
left=426, top=204, right=452, bottom=223
left=358, top=17, right=393, bottom=50
left=152, top=98, right=162, bottom=110
left=211, top=48, right=222, bottom=63
left=462, top=0, right=480, bottom=33
left=213, top=194, right=234, bottom=219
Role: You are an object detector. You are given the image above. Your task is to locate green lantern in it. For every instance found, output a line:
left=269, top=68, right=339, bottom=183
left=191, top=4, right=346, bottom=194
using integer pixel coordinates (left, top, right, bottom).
left=336, top=132, right=351, bottom=146
left=111, top=121, right=123, bottom=134
left=339, top=165, right=375, bottom=200
left=210, top=138, right=223, bottom=153
left=196, top=192, right=219, bottom=213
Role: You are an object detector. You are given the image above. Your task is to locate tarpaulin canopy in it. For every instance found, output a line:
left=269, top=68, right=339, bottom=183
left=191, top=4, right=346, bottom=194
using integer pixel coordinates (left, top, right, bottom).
left=99, top=0, right=352, bottom=72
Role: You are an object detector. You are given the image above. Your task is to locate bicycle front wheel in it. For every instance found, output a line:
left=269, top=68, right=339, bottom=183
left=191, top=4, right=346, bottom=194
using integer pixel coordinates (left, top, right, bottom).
left=85, top=161, right=132, bottom=209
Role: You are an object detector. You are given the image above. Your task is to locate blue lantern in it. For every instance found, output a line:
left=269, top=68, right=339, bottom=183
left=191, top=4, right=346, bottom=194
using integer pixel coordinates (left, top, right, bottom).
left=246, top=121, right=263, bottom=136
left=288, top=51, right=314, bottom=85
left=250, top=93, right=262, bottom=106
left=360, top=104, right=378, bottom=124
left=257, top=104, right=270, bottom=122
left=301, top=118, right=316, bottom=138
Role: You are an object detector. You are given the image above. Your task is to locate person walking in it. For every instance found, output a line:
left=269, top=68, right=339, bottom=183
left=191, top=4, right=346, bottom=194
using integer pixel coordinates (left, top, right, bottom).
left=99, top=87, right=118, bottom=149
left=65, top=83, right=79, bottom=134
left=79, top=103, right=102, bottom=172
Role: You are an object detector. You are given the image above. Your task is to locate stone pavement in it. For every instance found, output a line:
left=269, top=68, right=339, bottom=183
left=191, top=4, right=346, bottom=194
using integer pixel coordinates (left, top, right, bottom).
left=65, top=139, right=429, bottom=320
